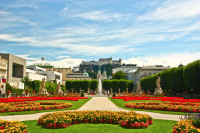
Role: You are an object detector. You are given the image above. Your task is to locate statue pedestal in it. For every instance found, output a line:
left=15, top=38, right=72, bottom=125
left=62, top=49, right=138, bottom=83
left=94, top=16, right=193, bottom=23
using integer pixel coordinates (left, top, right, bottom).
left=57, top=89, right=63, bottom=97
left=7, top=93, right=11, bottom=98
left=135, top=89, right=144, bottom=96
left=153, top=88, right=163, bottom=96
left=38, top=89, right=49, bottom=96
left=26, top=93, right=29, bottom=97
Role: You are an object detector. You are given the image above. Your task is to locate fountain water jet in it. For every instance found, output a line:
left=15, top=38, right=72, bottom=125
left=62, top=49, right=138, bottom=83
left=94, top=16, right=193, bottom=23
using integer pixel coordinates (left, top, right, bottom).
left=98, top=78, right=102, bottom=95
left=97, top=67, right=107, bottom=96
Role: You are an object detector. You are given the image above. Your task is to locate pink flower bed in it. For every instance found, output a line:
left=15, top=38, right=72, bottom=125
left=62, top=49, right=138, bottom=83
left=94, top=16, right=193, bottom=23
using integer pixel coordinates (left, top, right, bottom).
left=112, top=96, right=200, bottom=103
left=0, top=97, right=88, bottom=103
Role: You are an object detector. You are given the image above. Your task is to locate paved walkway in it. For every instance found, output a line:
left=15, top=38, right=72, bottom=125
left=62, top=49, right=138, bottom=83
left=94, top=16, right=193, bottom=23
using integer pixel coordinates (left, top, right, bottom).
left=0, top=97, right=183, bottom=121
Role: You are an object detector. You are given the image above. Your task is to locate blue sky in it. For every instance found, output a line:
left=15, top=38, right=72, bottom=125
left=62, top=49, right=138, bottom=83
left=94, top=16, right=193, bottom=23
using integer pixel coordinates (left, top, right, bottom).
left=0, top=0, right=200, bottom=67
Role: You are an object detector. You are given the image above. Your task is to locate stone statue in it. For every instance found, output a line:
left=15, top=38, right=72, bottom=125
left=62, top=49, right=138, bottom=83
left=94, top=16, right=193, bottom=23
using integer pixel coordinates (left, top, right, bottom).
left=135, top=82, right=144, bottom=96
left=153, top=76, right=163, bottom=96
left=156, top=76, right=161, bottom=88
left=57, top=82, right=63, bottom=96
left=38, top=78, right=49, bottom=96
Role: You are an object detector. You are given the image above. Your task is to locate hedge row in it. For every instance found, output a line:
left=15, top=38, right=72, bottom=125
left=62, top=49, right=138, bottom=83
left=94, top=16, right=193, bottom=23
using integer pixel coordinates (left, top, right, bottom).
left=102, top=80, right=134, bottom=93
left=140, top=60, right=200, bottom=93
left=65, top=80, right=98, bottom=92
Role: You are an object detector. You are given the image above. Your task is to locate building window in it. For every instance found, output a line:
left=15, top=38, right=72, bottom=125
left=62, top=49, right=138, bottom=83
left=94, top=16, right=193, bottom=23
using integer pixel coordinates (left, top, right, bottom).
left=12, top=63, right=23, bottom=78
left=149, top=73, right=151, bottom=75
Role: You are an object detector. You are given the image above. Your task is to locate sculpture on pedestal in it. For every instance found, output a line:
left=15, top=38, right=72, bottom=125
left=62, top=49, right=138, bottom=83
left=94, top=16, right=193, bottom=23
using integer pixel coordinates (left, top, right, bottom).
left=153, top=76, right=163, bottom=96
left=38, top=78, right=49, bottom=96
left=135, top=82, right=144, bottom=96
left=57, top=82, right=63, bottom=96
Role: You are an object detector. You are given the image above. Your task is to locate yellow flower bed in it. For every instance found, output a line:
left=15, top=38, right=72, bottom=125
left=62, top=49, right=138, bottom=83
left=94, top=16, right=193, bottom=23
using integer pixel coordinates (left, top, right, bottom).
left=0, top=102, right=72, bottom=113
left=0, top=119, right=28, bottom=133
left=173, top=120, right=200, bottom=133
left=38, top=111, right=153, bottom=129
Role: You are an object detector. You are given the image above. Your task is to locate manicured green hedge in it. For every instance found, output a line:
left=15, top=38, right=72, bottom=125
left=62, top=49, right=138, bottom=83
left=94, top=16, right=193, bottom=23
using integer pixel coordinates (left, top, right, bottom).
left=102, top=80, right=134, bottom=93
left=140, top=60, right=200, bottom=93
left=65, top=80, right=97, bottom=92
left=183, top=60, right=200, bottom=93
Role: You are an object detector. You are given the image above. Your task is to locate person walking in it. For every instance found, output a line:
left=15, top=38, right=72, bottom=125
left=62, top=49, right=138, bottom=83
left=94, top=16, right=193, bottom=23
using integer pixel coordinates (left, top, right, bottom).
left=108, top=90, right=109, bottom=97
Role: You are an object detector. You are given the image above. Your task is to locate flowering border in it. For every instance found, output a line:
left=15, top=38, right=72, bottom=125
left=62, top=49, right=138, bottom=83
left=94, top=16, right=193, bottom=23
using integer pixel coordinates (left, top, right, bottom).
left=173, top=120, right=200, bottom=133
left=125, top=102, right=200, bottom=113
left=0, top=102, right=72, bottom=113
left=0, top=97, right=88, bottom=103
left=38, top=111, right=152, bottom=129
left=113, top=96, right=200, bottom=103
left=0, top=119, right=28, bottom=133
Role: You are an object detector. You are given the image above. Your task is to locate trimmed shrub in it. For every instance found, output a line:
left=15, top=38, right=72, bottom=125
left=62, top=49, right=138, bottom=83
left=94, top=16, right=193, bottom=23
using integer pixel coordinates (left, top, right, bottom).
left=183, top=60, right=200, bottom=93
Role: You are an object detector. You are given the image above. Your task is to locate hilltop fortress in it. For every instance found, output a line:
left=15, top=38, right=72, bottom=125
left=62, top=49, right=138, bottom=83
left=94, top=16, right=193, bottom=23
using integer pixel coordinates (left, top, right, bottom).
left=79, top=57, right=122, bottom=72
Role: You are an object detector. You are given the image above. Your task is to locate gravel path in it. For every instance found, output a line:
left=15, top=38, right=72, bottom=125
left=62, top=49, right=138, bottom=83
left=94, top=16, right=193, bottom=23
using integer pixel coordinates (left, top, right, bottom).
left=0, top=97, right=184, bottom=121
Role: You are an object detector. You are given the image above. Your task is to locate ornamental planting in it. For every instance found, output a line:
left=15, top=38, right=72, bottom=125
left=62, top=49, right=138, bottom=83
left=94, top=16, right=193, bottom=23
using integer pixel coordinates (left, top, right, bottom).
left=0, top=119, right=28, bottom=133
left=125, top=102, right=200, bottom=113
left=38, top=111, right=152, bottom=129
left=0, top=101, right=72, bottom=113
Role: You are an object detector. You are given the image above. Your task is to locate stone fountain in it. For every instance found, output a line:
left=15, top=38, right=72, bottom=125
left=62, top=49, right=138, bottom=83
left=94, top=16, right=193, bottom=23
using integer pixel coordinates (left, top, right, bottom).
left=97, top=67, right=107, bottom=96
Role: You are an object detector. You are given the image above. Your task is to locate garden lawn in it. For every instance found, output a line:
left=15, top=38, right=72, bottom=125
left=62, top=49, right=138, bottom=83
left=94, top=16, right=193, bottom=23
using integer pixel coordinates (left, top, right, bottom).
left=109, top=98, right=188, bottom=115
left=23, top=119, right=176, bottom=133
left=0, top=98, right=91, bottom=116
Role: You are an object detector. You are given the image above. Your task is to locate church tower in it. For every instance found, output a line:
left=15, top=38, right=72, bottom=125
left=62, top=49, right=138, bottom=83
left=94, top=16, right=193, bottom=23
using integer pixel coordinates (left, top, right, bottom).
left=97, top=67, right=101, bottom=79
left=103, top=68, right=107, bottom=79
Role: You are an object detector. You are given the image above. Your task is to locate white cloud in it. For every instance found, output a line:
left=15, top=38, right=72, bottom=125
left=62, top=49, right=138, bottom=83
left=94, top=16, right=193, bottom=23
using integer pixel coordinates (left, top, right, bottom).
left=72, top=10, right=129, bottom=21
left=123, top=52, right=200, bottom=67
left=57, top=56, right=70, bottom=59
left=27, top=58, right=83, bottom=68
left=0, top=34, right=37, bottom=43
left=0, top=10, right=36, bottom=28
left=139, top=0, right=200, bottom=21
left=0, top=11, right=9, bottom=16
left=17, top=55, right=38, bottom=61
left=9, top=3, right=39, bottom=9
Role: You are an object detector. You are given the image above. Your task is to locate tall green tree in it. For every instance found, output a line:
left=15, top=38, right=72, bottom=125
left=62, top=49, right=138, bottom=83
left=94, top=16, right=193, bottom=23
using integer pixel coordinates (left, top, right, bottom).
left=112, top=71, right=126, bottom=79
left=21, top=76, right=32, bottom=89
left=90, top=80, right=98, bottom=91
left=183, top=60, right=200, bottom=93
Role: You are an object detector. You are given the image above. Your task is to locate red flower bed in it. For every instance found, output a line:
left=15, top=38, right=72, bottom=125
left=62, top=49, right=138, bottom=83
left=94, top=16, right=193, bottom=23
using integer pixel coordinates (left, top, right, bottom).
left=0, top=97, right=88, bottom=103
left=112, top=96, right=200, bottom=103
left=125, top=102, right=200, bottom=113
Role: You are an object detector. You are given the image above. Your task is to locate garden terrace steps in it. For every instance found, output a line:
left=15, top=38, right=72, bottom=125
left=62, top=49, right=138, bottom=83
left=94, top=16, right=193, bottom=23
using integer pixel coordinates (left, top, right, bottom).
left=0, top=97, right=184, bottom=121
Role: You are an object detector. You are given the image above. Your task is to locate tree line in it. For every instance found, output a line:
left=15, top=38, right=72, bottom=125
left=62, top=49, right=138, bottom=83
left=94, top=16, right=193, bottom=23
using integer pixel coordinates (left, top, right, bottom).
left=140, top=60, right=200, bottom=94
left=102, top=80, right=134, bottom=93
left=65, top=80, right=98, bottom=92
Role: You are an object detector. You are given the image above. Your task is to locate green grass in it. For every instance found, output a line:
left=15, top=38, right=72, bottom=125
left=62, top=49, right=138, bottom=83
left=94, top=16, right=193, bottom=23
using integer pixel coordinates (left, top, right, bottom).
left=22, top=119, right=176, bottom=133
left=109, top=98, right=188, bottom=115
left=0, top=98, right=91, bottom=116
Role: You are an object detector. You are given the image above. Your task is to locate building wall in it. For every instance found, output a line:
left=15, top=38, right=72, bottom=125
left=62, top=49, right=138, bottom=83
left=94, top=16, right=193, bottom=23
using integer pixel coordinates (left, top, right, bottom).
left=26, top=71, right=47, bottom=81
left=0, top=57, right=8, bottom=94
left=112, top=65, right=138, bottom=74
left=54, top=68, right=73, bottom=81
left=66, top=78, right=91, bottom=80
left=36, top=71, right=62, bottom=84
left=0, top=54, right=26, bottom=89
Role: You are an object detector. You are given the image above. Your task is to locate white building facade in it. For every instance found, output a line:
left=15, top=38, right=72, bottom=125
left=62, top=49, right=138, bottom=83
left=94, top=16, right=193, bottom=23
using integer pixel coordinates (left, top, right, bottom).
left=131, top=65, right=169, bottom=88
left=27, top=66, right=62, bottom=84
